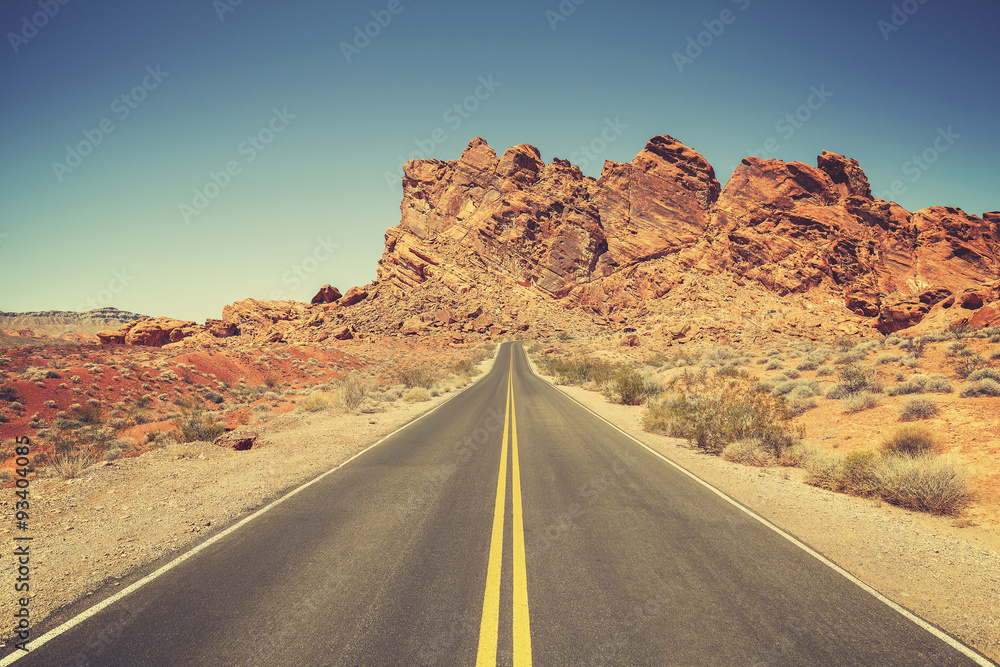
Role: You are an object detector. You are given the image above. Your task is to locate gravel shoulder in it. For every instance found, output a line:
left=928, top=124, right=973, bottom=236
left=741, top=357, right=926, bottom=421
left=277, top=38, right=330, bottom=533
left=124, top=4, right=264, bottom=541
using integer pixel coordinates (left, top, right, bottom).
left=525, top=356, right=1000, bottom=663
left=1, top=352, right=498, bottom=649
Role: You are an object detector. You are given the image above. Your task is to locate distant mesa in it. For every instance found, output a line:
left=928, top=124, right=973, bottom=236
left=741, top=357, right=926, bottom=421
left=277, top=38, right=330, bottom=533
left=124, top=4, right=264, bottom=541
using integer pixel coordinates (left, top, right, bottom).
left=88, top=134, right=1000, bottom=349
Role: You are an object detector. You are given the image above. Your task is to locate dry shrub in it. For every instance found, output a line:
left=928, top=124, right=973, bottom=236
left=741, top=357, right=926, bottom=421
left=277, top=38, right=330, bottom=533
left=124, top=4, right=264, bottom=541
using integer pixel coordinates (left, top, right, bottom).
left=395, top=365, right=435, bottom=389
left=50, top=451, right=94, bottom=480
left=841, top=391, right=883, bottom=413
left=880, top=424, right=935, bottom=456
left=722, top=439, right=775, bottom=467
left=403, top=387, right=431, bottom=403
left=298, top=391, right=336, bottom=412
left=898, top=396, right=939, bottom=421
left=873, top=455, right=973, bottom=515
left=646, top=370, right=797, bottom=455
left=340, top=372, right=369, bottom=410
left=959, top=378, right=1000, bottom=397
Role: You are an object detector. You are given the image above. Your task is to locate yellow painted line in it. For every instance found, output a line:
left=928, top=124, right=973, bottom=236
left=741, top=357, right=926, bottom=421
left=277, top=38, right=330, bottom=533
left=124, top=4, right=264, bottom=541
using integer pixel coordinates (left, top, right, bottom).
left=475, top=366, right=511, bottom=666
left=476, top=348, right=533, bottom=666
left=510, top=372, right=532, bottom=666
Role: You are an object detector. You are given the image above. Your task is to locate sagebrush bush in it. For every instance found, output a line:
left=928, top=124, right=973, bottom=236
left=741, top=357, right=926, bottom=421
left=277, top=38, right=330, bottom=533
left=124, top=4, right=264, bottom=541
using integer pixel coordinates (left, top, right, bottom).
left=950, top=354, right=990, bottom=379
left=873, top=455, right=973, bottom=515
left=842, top=391, right=883, bottom=413
left=815, top=365, right=835, bottom=377
left=174, top=410, right=225, bottom=442
left=543, top=356, right=619, bottom=386
left=959, top=378, right=1000, bottom=397
left=967, top=367, right=1000, bottom=383
left=924, top=375, right=954, bottom=393
left=899, top=396, right=939, bottom=421
left=880, top=424, right=935, bottom=456
left=836, top=363, right=880, bottom=394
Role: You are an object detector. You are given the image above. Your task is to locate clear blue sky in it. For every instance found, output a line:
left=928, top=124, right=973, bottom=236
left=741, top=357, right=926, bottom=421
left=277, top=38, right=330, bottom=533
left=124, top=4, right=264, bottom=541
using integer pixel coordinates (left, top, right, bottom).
left=2, top=0, right=997, bottom=322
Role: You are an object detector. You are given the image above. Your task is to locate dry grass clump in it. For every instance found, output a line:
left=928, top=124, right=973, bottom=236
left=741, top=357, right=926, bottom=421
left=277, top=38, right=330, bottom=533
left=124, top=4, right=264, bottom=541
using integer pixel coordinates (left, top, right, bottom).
left=298, top=391, right=337, bottom=412
left=959, top=378, right=1000, bottom=397
left=841, top=391, right=883, bottom=413
left=872, top=455, right=973, bottom=515
left=880, top=424, right=936, bottom=456
left=49, top=451, right=94, bottom=480
left=806, top=446, right=973, bottom=515
left=898, top=396, right=939, bottom=421
left=722, top=439, right=817, bottom=468
left=403, top=387, right=431, bottom=403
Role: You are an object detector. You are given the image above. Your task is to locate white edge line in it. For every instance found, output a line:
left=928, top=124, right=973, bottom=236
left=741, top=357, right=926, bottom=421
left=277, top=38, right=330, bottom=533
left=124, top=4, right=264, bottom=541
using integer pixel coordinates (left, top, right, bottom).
left=2, top=345, right=504, bottom=665
left=519, top=343, right=996, bottom=667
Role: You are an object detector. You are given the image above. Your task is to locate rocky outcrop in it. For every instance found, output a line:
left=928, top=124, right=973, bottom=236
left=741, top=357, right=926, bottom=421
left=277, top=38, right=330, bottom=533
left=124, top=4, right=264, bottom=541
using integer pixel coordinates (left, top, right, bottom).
left=374, top=136, right=997, bottom=334
left=93, top=136, right=999, bottom=347
left=311, top=285, right=342, bottom=305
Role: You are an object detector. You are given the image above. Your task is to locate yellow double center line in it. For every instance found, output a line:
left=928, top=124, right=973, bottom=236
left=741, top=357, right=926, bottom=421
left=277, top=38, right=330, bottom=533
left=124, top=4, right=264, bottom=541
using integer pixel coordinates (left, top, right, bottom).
left=476, top=353, right=532, bottom=666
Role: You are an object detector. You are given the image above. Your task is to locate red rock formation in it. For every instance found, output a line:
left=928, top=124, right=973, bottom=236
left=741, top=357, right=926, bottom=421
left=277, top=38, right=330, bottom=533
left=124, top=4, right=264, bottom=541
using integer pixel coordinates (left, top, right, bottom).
left=311, top=284, right=342, bottom=305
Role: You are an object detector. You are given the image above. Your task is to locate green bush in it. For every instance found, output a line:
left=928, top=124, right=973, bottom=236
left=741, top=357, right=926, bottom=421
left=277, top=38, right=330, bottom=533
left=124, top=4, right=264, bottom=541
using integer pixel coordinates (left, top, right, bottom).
left=395, top=364, right=435, bottom=389
left=899, top=396, right=939, bottom=421
left=880, top=424, right=935, bottom=456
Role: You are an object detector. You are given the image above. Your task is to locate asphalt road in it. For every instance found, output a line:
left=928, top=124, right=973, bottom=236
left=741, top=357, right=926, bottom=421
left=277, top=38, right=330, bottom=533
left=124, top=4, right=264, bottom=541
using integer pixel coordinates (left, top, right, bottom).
left=4, top=342, right=991, bottom=666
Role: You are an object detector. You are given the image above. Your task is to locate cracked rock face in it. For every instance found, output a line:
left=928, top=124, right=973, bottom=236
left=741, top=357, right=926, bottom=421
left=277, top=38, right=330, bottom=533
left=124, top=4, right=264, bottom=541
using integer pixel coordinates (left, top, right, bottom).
left=378, top=136, right=999, bottom=333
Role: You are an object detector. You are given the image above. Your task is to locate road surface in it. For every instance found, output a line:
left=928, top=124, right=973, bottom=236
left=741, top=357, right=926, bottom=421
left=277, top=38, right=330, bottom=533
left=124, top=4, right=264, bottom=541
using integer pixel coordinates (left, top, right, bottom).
left=3, top=342, right=990, bottom=665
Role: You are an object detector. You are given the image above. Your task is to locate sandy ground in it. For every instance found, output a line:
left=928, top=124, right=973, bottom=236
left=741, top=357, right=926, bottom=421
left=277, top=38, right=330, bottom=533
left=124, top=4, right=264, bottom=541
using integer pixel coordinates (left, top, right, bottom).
left=525, top=356, right=1000, bottom=664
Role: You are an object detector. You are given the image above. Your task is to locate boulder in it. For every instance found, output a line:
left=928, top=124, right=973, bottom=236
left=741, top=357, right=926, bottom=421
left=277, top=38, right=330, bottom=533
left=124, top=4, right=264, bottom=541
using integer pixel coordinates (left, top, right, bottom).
left=311, top=284, right=342, bottom=305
